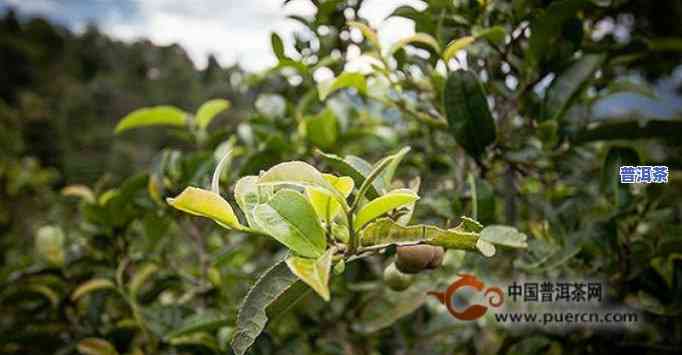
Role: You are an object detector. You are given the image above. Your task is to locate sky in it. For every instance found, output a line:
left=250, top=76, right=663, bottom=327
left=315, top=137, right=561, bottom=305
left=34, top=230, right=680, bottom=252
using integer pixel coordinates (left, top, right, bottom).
left=1, top=0, right=680, bottom=118
left=0, top=0, right=423, bottom=71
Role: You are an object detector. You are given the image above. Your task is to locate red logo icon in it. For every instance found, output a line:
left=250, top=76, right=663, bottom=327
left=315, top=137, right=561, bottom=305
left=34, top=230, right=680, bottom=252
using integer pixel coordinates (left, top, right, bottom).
left=428, top=274, right=504, bottom=320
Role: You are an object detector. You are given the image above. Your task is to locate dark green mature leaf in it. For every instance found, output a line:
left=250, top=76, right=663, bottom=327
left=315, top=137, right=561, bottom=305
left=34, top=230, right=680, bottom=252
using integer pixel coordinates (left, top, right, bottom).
left=601, top=147, right=639, bottom=209
left=528, top=0, right=589, bottom=66
left=232, top=259, right=304, bottom=355
left=444, top=70, right=496, bottom=158
left=165, top=312, right=230, bottom=339
left=353, top=283, right=430, bottom=334
left=573, top=119, right=682, bottom=143
left=253, top=189, right=326, bottom=258
left=271, top=33, right=286, bottom=60
left=543, top=54, right=605, bottom=121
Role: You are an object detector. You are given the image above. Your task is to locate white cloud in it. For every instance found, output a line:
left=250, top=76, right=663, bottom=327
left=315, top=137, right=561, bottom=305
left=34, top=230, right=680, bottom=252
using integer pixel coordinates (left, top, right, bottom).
left=5, top=0, right=421, bottom=71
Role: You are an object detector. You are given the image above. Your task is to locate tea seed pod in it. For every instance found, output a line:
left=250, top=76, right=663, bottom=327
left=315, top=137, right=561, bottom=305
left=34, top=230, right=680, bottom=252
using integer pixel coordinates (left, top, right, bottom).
left=384, top=262, right=414, bottom=291
left=395, top=244, right=444, bottom=274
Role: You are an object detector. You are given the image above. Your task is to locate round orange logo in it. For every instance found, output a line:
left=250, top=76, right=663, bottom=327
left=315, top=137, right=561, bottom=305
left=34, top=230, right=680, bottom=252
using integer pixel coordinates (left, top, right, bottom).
left=428, top=274, right=504, bottom=320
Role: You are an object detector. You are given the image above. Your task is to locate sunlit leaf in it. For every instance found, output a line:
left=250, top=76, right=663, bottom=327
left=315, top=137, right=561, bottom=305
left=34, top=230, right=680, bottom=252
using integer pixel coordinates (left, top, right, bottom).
left=129, top=263, right=159, bottom=298
left=167, top=187, right=243, bottom=230
left=389, top=33, right=441, bottom=56
left=347, top=21, right=381, bottom=51
left=62, top=184, right=95, bottom=203
left=475, top=26, right=506, bottom=44
left=317, top=151, right=384, bottom=199
left=196, top=99, right=230, bottom=129
left=318, top=72, right=367, bottom=100
left=35, top=225, right=65, bottom=267
left=396, top=177, right=420, bottom=226
left=114, top=106, right=187, bottom=134
left=258, top=161, right=347, bottom=207
left=479, top=225, right=528, bottom=249
left=354, top=189, right=419, bottom=231
left=306, top=174, right=354, bottom=222
left=285, top=248, right=333, bottom=301
left=253, top=189, right=326, bottom=258
left=360, top=218, right=481, bottom=253
left=71, top=278, right=116, bottom=301
left=77, top=338, right=119, bottom=355
left=442, top=36, right=475, bottom=62
left=235, top=176, right=274, bottom=228
left=211, top=149, right=232, bottom=195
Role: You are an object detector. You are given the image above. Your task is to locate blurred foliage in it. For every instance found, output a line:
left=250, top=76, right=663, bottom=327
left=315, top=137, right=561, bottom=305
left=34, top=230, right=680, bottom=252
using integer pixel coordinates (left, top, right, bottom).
left=1, top=0, right=682, bottom=354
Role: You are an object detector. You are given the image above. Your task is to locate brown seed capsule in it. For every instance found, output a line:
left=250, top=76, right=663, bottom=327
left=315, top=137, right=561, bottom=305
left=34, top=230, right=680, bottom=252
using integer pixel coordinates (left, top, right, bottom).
left=426, top=246, right=445, bottom=269
left=384, top=262, right=414, bottom=291
left=395, top=244, right=444, bottom=274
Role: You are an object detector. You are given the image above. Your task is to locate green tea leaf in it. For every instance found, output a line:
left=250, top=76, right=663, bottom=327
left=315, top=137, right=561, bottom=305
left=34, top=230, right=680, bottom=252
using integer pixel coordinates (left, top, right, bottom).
left=211, top=149, right=232, bottom=195
left=71, top=278, right=116, bottom=301
left=527, top=0, right=589, bottom=66
left=115, top=106, right=187, bottom=134
left=475, top=26, right=506, bottom=44
left=543, top=54, right=605, bottom=121
left=258, top=161, right=347, bottom=207
left=129, top=263, right=159, bottom=298
left=167, top=187, right=243, bottom=230
left=35, top=225, right=65, bottom=267
left=347, top=21, right=381, bottom=51
left=573, top=119, right=682, bottom=143
left=306, top=174, right=354, bottom=222
left=271, top=32, right=286, bottom=60
left=601, top=146, right=639, bottom=209
left=196, top=99, right=230, bottom=129
left=62, top=184, right=95, bottom=203
left=77, top=338, right=119, bottom=355
left=479, top=225, right=528, bottom=249
left=253, top=189, right=326, bottom=258
left=231, top=258, right=302, bottom=355
left=305, top=108, right=338, bottom=149
left=354, top=189, right=419, bottom=231
left=360, top=219, right=480, bottom=253
left=318, top=72, right=367, bottom=101
left=285, top=248, right=333, bottom=301
left=389, top=33, right=441, bottom=56
left=396, top=177, right=420, bottom=226
left=165, top=312, right=230, bottom=339
left=235, top=176, right=274, bottom=228
left=317, top=151, right=383, bottom=199
left=442, top=36, right=475, bottom=62
left=444, top=70, right=496, bottom=158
